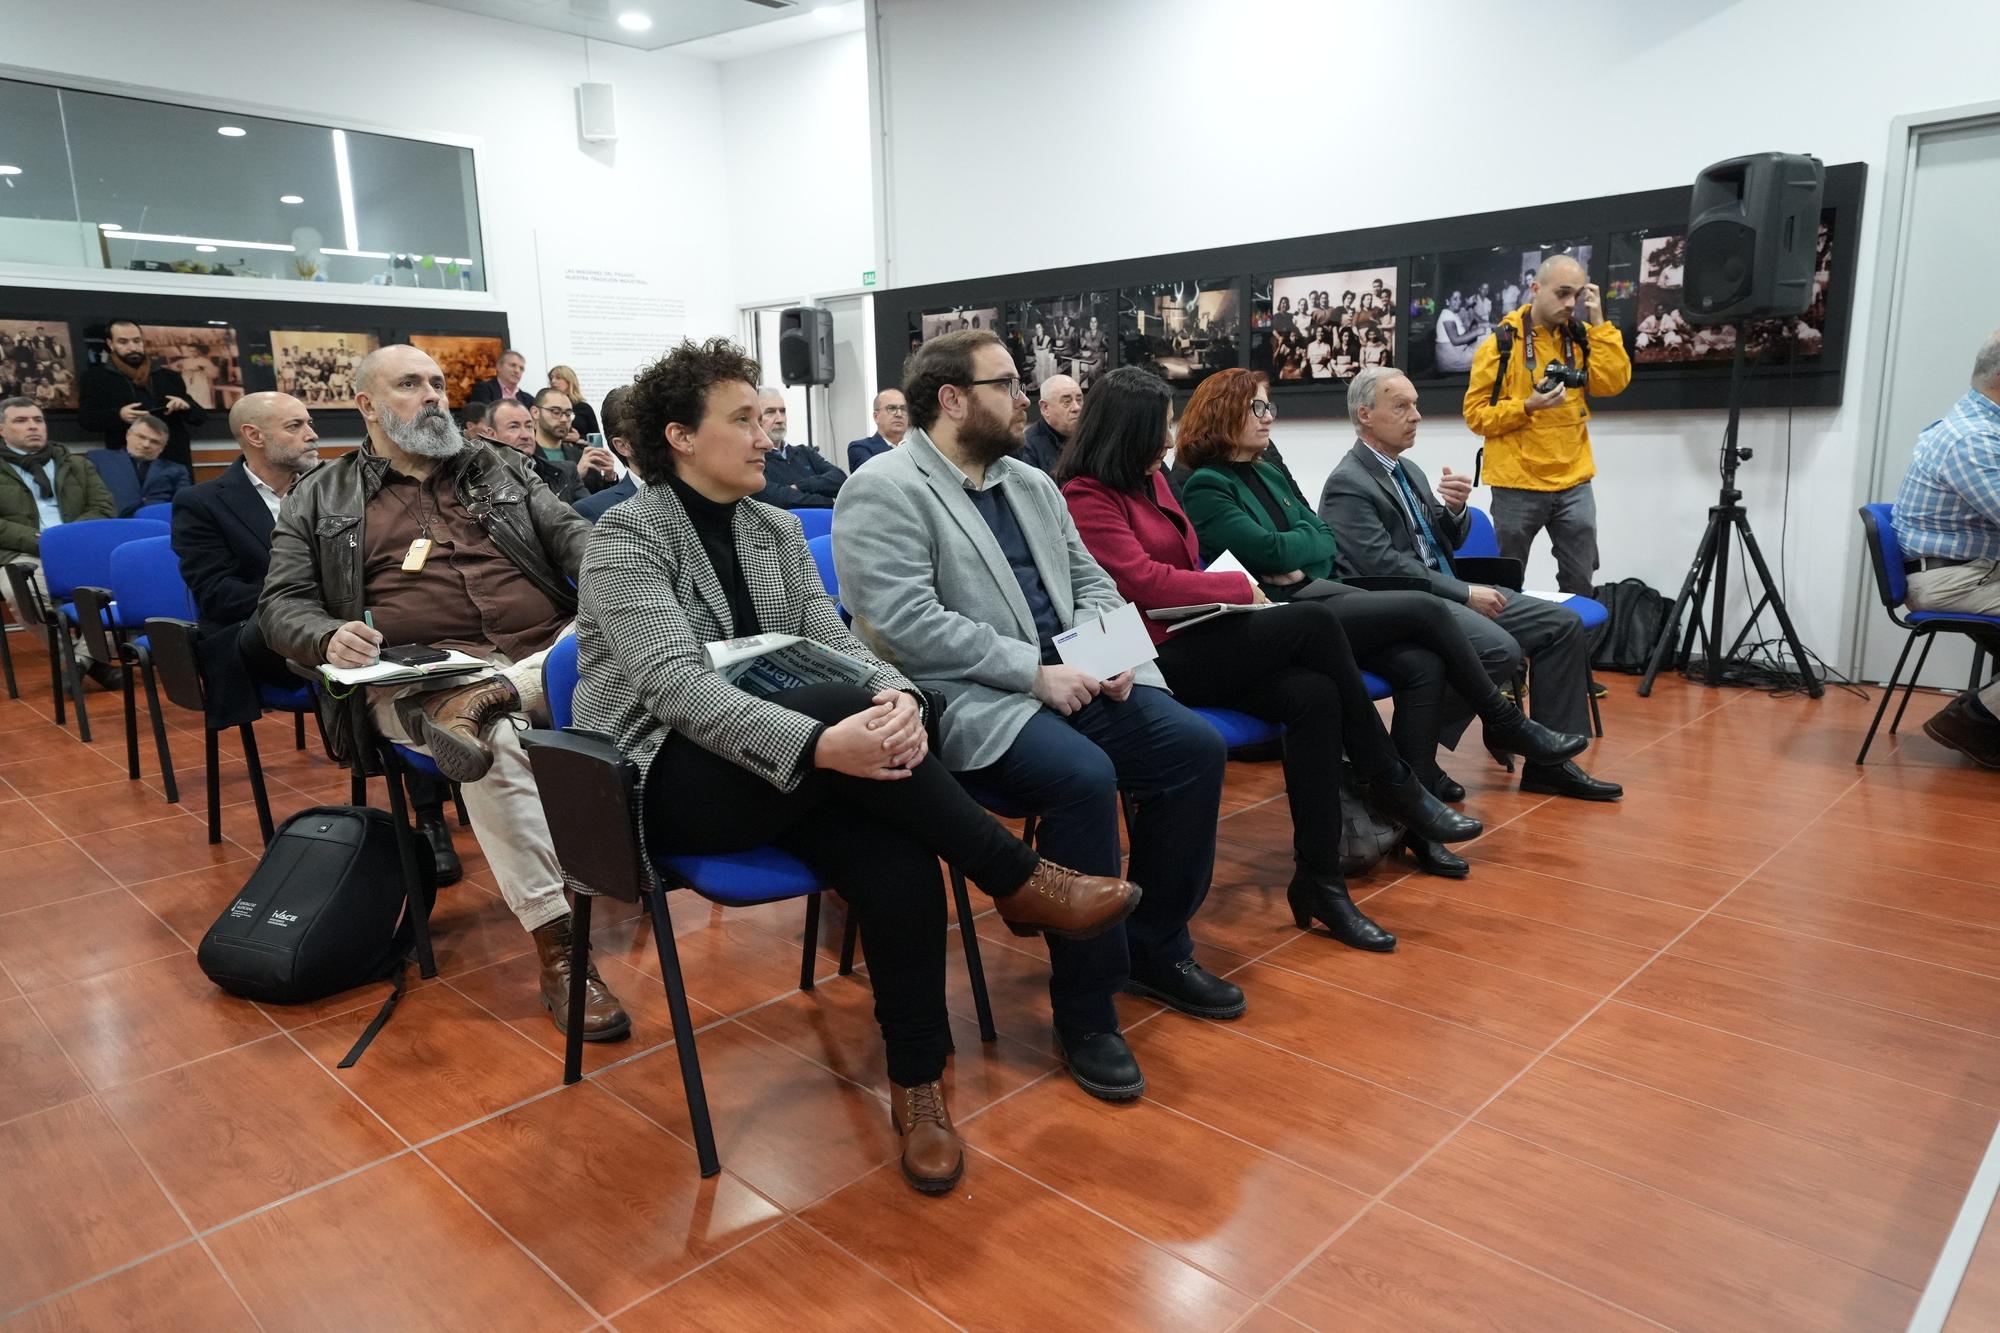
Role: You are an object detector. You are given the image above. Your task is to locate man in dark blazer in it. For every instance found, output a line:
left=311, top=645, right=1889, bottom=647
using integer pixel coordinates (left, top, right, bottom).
left=753, top=388, right=844, bottom=508
left=77, top=318, right=206, bottom=468
left=1013, top=372, right=1081, bottom=474
left=89, top=414, right=192, bottom=516
left=573, top=386, right=638, bottom=522
left=1318, top=366, right=1619, bottom=802
left=847, top=388, right=910, bottom=472
left=466, top=348, right=534, bottom=410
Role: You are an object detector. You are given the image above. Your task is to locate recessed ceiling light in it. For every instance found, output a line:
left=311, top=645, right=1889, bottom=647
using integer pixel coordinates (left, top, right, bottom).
left=0, top=165, right=21, bottom=176
left=99, top=222, right=123, bottom=232
left=216, top=125, right=247, bottom=138
left=279, top=194, right=304, bottom=204
left=195, top=244, right=218, bottom=253
left=616, top=11, right=652, bottom=31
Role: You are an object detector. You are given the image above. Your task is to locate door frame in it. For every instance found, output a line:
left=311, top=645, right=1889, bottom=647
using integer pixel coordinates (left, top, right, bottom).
left=1845, top=97, right=2000, bottom=678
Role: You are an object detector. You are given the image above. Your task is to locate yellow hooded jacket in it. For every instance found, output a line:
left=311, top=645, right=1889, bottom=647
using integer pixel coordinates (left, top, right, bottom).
left=1460, top=304, right=1631, bottom=492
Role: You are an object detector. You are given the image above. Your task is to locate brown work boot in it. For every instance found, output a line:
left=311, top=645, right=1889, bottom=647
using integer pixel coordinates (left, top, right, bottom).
left=889, top=1080, right=962, bottom=1194
left=993, top=860, right=1142, bottom=941
left=402, top=676, right=521, bottom=783
left=532, top=914, right=632, bottom=1042
left=1923, top=693, right=2000, bottom=769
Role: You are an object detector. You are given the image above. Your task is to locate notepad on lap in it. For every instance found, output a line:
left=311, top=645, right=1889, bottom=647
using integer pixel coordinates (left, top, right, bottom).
left=319, top=649, right=489, bottom=687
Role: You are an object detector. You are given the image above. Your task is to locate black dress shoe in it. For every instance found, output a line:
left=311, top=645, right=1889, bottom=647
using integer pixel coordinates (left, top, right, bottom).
left=1053, top=1027, right=1145, bottom=1101
left=1428, top=769, right=1466, bottom=803
left=1520, top=760, right=1623, bottom=802
left=1484, top=707, right=1589, bottom=767
left=1287, top=874, right=1396, bottom=952
left=84, top=660, right=126, bottom=692
left=1403, top=835, right=1469, bottom=879
left=1363, top=768, right=1482, bottom=843
left=415, top=810, right=464, bottom=886
left=1124, top=957, right=1246, bottom=1019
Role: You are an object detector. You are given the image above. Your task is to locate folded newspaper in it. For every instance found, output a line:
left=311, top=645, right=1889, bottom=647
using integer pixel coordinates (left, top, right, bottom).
left=1144, top=602, right=1276, bottom=633
left=703, top=634, right=876, bottom=696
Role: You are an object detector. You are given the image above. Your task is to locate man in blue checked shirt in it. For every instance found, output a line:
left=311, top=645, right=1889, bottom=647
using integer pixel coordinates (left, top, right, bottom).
left=1892, top=330, right=2000, bottom=768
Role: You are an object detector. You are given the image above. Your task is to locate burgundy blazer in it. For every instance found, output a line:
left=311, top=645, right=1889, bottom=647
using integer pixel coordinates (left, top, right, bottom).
left=1062, top=470, right=1258, bottom=645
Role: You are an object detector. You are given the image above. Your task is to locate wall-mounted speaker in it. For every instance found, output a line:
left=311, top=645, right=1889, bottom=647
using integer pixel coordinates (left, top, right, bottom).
left=576, top=82, right=618, bottom=144
left=1684, top=152, right=1823, bottom=325
left=780, top=306, right=835, bottom=387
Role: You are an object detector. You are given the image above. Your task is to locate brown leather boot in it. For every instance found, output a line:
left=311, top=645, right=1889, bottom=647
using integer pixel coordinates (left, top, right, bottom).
left=889, top=1080, right=962, bottom=1193
left=401, top=676, right=521, bottom=783
left=532, top=915, right=632, bottom=1042
left=992, top=860, right=1142, bottom=941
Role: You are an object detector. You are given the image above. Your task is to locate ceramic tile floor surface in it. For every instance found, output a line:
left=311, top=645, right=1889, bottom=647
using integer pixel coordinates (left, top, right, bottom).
left=2, top=644, right=1999, bottom=1331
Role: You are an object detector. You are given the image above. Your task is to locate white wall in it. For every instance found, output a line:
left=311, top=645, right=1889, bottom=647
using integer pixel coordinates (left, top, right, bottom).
left=3, top=0, right=741, bottom=376
left=872, top=0, right=2000, bottom=675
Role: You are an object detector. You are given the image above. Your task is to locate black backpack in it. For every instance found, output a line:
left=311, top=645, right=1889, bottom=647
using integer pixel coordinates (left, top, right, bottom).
left=1589, top=578, right=1682, bottom=674
left=198, top=806, right=432, bottom=1064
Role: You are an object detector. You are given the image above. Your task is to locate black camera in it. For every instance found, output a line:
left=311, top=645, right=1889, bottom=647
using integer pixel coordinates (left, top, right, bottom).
left=1536, top=360, right=1587, bottom=392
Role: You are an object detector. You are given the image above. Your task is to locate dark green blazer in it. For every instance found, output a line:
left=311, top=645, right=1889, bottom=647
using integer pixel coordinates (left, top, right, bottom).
left=1178, top=458, right=1338, bottom=592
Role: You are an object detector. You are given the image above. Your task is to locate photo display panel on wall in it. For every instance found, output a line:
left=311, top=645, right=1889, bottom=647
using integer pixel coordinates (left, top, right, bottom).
left=410, top=334, right=504, bottom=408
left=0, top=318, right=79, bottom=409
left=1251, top=264, right=1399, bottom=386
left=1405, top=238, right=1593, bottom=380
left=1118, top=278, right=1241, bottom=390
left=910, top=305, right=1003, bottom=356
left=271, top=330, right=382, bottom=410
left=82, top=323, right=248, bottom=411
left=1005, top=293, right=1111, bottom=393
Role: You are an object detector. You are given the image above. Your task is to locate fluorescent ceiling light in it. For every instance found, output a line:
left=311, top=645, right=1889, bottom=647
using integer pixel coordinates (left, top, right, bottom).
left=279, top=194, right=304, bottom=204
left=98, top=222, right=123, bottom=231
left=105, top=230, right=296, bottom=252
left=216, top=125, right=247, bottom=138
left=0, top=165, right=21, bottom=176
left=331, top=129, right=359, bottom=252
left=194, top=244, right=217, bottom=253
left=616, top=11, right=652, bottom=31
left=320, top=246, right=390, bottom=259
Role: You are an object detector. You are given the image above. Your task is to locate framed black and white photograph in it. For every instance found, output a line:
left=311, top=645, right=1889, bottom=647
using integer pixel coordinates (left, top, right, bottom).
left=1005, top=293, right=1111, bottom=392
left=1117, top=279, right=1240, bottom=388
left=271, top=329, right=381, bottom=409
left=1406, top=238, right=1593, bottom=379
left=1250, top=265, right=1397, bottom=385
left=1608, top=215, right=1835, bottom=368
left=0, top=318, right=78, bottom=409
left=914, top=305, right=1002, bottom=349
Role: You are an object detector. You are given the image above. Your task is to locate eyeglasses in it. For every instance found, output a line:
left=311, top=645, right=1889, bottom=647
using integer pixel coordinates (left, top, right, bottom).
left=538, top=406, right=573, bottom=418
left=879, top=405, right=909, bottom=414
left=963, top=376, right=1026, bottom=399
left=1249, top=400, right=1276, bottom=420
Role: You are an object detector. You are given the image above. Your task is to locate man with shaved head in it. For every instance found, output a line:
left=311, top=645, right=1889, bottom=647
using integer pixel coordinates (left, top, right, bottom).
left=259, top=344, right=629, bottom=1042
left=1461, top=252, right=1631, bottom=597
left=1015, top=372, right=1081, bottom=475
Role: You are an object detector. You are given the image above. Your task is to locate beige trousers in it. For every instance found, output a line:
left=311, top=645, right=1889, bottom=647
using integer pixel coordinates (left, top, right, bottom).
left=1905, top=558, right=2000, bottom=712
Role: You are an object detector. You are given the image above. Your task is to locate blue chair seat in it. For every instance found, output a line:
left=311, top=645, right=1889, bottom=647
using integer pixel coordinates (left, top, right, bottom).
left=1196, top=706, right=1282, bottom=748
left=1907, top=609, right=2000, bottom=631
left=656, top=846, right=823, bottom=905
left=259, top=683, right=315, bottom=711
left=1562, top=595, right=1609, bottom=629
left=1360, top=670, right=1392, bottom=699
left=393, top=744, right=445, bottom=780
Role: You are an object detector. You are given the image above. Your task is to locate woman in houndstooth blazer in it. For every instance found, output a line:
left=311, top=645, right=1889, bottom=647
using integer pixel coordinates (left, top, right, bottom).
left=573, top=339, right=1141, bottom=1194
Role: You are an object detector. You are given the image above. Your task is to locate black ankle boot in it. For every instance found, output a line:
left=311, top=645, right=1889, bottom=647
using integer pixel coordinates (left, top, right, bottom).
left=1403, top=834, right=1469, bottom=879
left=1287, top=873, right=1396, bottom=952
left=1363, top=767, right=1482, bottom=843
left=1483, top=702, right=1589, bottom=767
left=415, top=807, right=463, bottom=886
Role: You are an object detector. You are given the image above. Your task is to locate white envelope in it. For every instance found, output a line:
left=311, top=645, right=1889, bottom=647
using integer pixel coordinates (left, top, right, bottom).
left=1205, top=549, right=1251, bottom=579
left=1053, top=602, right=1158, bottom=680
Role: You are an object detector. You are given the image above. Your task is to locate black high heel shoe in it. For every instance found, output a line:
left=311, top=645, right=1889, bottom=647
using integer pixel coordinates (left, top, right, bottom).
left=1483, top=703, right=1588, bottom=767
left=1363, top=767, right=1482, bottom=843
left=1403, top=834, right=1469, bottom=879
left=1288, top=874, right=1396, bottom=952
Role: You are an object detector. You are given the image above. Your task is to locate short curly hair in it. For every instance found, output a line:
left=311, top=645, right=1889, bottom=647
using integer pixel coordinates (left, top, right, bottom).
left=624, top=337, right=763, bottom=483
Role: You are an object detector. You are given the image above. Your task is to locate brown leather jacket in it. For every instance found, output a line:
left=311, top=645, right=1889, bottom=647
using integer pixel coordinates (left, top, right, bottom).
left=258, top=440, right=589, bottom=760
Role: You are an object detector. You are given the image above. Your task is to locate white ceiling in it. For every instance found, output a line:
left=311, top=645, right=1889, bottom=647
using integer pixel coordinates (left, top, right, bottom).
left=406, top=0, right=862, bottom=59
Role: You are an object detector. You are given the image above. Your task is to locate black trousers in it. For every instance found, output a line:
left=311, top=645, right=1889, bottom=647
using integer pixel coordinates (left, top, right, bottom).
left=643, top=684, right=1039, bottom=1086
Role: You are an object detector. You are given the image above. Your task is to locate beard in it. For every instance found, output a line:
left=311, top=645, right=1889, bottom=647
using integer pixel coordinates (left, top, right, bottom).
left=957, top=396, right=1021, bottom=467
left=380, top=402, right=465, bottom=460
left=118, top=349, right=146, bottom=367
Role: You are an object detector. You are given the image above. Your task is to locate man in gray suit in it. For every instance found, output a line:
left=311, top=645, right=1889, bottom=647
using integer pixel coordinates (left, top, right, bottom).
left=1319, top=367, right=1620, bottom=802
left=835, top=330, right=1234, bottom=1102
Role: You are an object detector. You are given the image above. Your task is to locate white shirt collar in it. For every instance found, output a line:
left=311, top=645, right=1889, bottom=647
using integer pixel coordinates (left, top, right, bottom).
left=245, top=465, right=287, bottom=518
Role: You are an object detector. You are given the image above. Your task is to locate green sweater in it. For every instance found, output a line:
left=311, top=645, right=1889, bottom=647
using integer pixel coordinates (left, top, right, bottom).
left=1179, top=459, right=1338, bottom=590
left=0, top=445, right=117, bottom=558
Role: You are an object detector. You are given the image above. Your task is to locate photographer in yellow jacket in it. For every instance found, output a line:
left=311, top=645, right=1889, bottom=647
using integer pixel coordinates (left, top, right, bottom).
left=1461, top=254, right=1632, bottom=595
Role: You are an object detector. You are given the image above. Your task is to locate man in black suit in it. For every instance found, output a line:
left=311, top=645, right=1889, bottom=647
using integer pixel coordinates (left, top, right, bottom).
left=466, top=348, right=534, bottom=410
left=753, top=387, right=844, bottom=508
left=175, top=391, right=463, bottom=878
left=77, top=318, right=206, bottom=468
left=1014, top=372, right=1081, bottom=474
left=1318, top=366, right=1619, bottom=802
left=89, top=414, right=193, bottom=516
left=846, top=388, right=909, bottom=472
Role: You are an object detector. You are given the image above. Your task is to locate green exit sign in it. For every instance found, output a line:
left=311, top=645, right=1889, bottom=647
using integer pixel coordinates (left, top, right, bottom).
left=861, top=270, right=876, bottom=287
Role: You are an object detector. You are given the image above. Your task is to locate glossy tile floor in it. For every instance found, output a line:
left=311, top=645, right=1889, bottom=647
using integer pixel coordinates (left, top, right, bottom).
left=2, top=641, right=1998, bottom=1331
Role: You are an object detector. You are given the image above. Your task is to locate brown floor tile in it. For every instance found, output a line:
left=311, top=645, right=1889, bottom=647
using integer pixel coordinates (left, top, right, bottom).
left=595, top=1021, right=898, bottom=1211
left=0, top=996, right=89, bottom=1125
left=77, top=813, right=257, bottom=887
left=802, top=1150, right=1254, bottom=1331
left=615, top=1219, right=952, bottom=1332
left=424, top=1082, right=782, bottom=1312
left=966, top=1077, right=1367, bottom=1294
left=1831, top=773, right=2000, bottom=843
left=945, top=921, right=1064, bottom=1042
left=1191, top=841, right=1320, bottom=960
left=0, top=742, right=126, bottom=797
left=1479, top=1057, right=1961, bottom=1287
left=1946, top=1195, right=2000, bottom=1332
left=0, top=887, right=186, bottom=993
left=1555, top=1000, right=1999, bottom=1187
left=1390, top=1123, right=1917, bottom=1331
left=0, top=799, right=61, bottom=853
left=1513, top=784, right=1814, bottom=875
left=1754, top=857, right=2000, bottom=932
left=0, top=723, right=98, bottom=765
left=204, top=1154, right=590, bottom=1332
left=1460, top=824, right=1744, bottom=909
left=1231, top=1305, right=1314, bottom=1332
left=1226, top=963, right=1538, bottom=1114
left=125, top=860, right=259, bottom=950
left=1784, top=820, right=2000, bottom=891
left=100, top=1034, right=403, bottom=1231
left=416, top=883, right=540, bottom=977
left=446, top=950, right=724, bottom=1074
left=291, top=983, right=560, bottom=1142
left=1269, top=1204, right=1656, bottom=1332
left=33, top=776, right=186, bottom=838
left=1414, top=858, right=1702, bottom=949
left=28, top=953, right=276, bottom=1091
left=1359, top=885, right=1654, bottom=993
left=0, top=1098, right=189, bottom=1311
left=602, top=916, right=834, bottom=1018
left=1720, top=875, right=2000, bottom=978
left=0, top=838, right=119, bottom=917
left=254, top=974, right=409, bottom=1031
left=0, top=1242, right=258, bottom=1333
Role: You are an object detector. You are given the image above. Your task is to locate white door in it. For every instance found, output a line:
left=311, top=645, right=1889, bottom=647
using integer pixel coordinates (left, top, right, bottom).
left=1859, top=114, right=2000, bottom=687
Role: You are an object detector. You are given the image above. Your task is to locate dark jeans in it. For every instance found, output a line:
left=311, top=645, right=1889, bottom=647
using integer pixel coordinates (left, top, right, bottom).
left=1158, top=601, right=1400, bottom=878
left=959, top=684, right=1226, bottom=1035
left=643, top=684, right=1039, bottom=1086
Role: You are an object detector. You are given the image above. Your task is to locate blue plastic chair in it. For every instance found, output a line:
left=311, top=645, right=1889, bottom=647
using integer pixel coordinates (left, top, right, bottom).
left=1856, top=503, right=2000, bottom=763
left=1457, top=506, right=1502, bottom=558
left=793, top=508, right=834, bottom=541
left=805, top=532, right=850, bottom=625
left=132, top=501, right=176, bottom=526
left=26, top=518, right=171, bottom=740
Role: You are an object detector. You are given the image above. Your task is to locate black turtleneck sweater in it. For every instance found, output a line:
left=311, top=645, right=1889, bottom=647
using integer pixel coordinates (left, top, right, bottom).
left=666, top=472, right=761, bottom=636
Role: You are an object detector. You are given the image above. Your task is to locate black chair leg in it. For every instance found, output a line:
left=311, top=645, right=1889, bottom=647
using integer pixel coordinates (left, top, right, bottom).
left=562, top=894, right=592, bottom=1086
left=136, top=650, right=176, bottom=804
left=293, top=710, right=307, bottom=751
left=1891, top=635, right=1937, bottom=735
left=1974, top=647, right=1991, bottom=693
left=204, top=727, right=224, bottom=843
left=646, top=884, right=720, bottom=1177
left=0, top=621, right=16, bottom=699
left=1588, top=678, right=1604, bottom=738
left=240, top=724, right=274, bottom=846
left=950, top=865, right=997, bottom=1043
left=452, top=784, right=469, bottom=827
left=1858, top=632, right=1917, bottom=764
left=799, top=893, right=822, bottom=992
left=57, top=620, right=90, bottom=743
left=381, top=753, right=439, bottom=979
left=42, top=623, right=64, bottom=725
left=838, top=913, right=858, bottom=975
left=121, top=647, right=141, bottom=779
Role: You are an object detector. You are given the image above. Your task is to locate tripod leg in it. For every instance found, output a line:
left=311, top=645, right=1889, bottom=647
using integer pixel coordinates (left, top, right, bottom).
left=1704, top=514, right=1734, bottom=687
left=1733, top=515, right=1822, bottom=697
left=1640, top=511, right=1722, bottom=696
left=1724, top=593, right=1772, bottom=663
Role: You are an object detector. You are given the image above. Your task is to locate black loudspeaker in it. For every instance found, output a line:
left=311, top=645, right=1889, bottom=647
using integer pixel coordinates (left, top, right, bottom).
left=1683, top=152, right=1824, bottom=325
left=779, top=307, right=835, bottom=386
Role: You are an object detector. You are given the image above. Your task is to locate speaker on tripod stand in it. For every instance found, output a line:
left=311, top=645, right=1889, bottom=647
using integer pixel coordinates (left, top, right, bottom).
left=1638, top=152, right=1826, bottom=698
